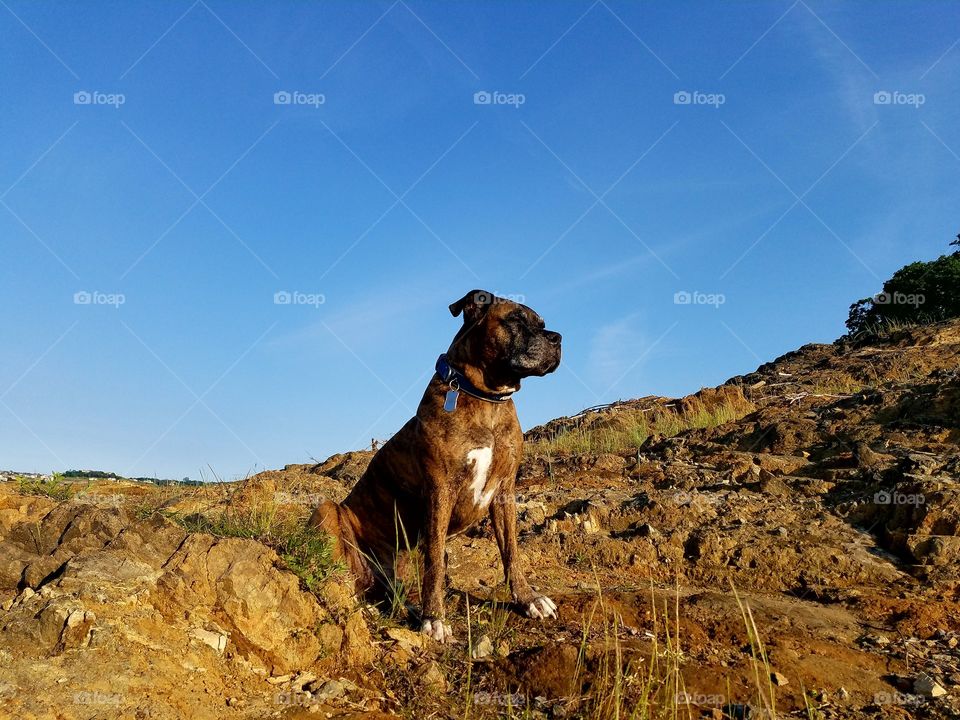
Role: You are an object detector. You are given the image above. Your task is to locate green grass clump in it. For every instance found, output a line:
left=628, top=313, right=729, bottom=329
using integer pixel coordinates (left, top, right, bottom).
left=167, top=506, right=342, bottom=591
left=17, top=472, right=77, bottom=501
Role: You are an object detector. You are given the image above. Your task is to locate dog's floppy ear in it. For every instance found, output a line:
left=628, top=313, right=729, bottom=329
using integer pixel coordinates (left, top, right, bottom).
left=449, top=289, right=496, bottom=324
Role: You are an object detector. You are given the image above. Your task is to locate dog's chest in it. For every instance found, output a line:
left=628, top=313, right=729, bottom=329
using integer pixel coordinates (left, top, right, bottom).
left=465, top=447, right=496, bottom=508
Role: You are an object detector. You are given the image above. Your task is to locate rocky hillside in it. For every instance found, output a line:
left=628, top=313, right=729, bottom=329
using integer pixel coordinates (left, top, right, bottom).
left=1, top=320, right=958, bottom=719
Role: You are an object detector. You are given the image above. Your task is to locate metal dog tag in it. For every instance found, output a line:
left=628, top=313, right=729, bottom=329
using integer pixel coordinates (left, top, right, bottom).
left=443, top=389, right=459, bottom=413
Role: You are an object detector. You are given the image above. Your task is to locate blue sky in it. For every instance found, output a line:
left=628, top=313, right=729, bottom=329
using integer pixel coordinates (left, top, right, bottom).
left=1, top=1, right=958, bottom=480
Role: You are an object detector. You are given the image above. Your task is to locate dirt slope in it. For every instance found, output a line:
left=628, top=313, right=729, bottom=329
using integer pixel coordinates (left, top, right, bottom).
left=1, top=320, right=958, bottom=719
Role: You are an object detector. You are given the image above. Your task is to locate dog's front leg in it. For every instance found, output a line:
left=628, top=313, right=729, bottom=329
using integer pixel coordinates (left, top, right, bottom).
left=419, top=487, right=455, bottom=642
left=490, top=487, right=557, bottom=620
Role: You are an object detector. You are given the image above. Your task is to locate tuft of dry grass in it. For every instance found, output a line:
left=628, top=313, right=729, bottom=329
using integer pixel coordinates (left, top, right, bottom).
left=526, top=395, right=751, bottom=458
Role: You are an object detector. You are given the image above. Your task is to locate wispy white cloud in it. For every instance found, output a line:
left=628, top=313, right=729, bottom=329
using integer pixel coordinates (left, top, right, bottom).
left=585, top=314, right=649, bottom=393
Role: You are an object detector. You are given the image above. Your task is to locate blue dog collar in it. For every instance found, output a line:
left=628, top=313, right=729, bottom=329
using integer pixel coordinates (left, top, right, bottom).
left=435, top=354, right=514, bottom=407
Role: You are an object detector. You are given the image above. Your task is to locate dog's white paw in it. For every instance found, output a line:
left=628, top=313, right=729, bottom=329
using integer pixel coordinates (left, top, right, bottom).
left=523, top=595, right=558, bottom=620
left=421, top=618, right=455, bottom=643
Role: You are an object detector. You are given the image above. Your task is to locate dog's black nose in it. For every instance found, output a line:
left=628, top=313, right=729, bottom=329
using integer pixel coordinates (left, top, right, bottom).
left=545, top=331, right=562, bottom=345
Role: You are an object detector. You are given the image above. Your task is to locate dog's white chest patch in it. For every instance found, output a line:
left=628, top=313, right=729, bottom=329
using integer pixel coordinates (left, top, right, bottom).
left=466, top=447, right=495, bottom=508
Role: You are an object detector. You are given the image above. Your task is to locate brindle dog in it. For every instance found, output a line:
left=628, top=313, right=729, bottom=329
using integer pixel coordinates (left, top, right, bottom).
left=309, top=290, right=561, bottom=642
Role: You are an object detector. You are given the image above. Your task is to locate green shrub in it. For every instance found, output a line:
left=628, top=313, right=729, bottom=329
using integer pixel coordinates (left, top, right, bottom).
left=846, top=238, right=960, bottom=338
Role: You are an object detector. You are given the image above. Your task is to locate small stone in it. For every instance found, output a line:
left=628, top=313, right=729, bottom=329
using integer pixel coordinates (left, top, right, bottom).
left=190, top=628, right=228, bottom=654
left=266, top=674, right=292, bottom=685
left=292, top=672, right=317, bottom=690
left=837, top=687, right=850, bottom=699
left=472, top=634, right=494, bottom=661
left=496, top=640, right=510, bottom=657
left=771, top=671, right=789, bottom=687
left=914, top=674, right=947, bottom=698
left=385, top=627, right=426, bottom=653
left=1, top=599, right=11, bottom=612
left=947, top=637, right=958, bottom=649
left=417, top=661, right=447, bottom=693
left=313, top=679, right=355, bottom=700
left=18, top=587, right=35, bottom=604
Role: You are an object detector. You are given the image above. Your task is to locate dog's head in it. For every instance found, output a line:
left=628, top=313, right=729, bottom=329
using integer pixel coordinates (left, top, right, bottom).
left=448, top=289, right=561, bottom=389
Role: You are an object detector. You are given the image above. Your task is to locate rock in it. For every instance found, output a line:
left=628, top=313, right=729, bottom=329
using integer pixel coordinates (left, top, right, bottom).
left=158, top=534, right=335, bottom=673
left=637, top=523, right=658, bottom=538
left=591, top=454, right=627, bottom=474
left=190, top=627, right=228, bottom=654
left=313, top=678, right=358, bottom=700
left=417, top=660, right=447, bottom=693
left=854, top=442, right=894, bottom=470
left=385, top=626, right=426, bottom=653
left=35, top=599, right=92, bottom=653
left=60, top=609, right=95, bottom=650
left=759, top=475, right=791, bottom=498
left=580, top=515, right=601, bottom=534
left=291, top=671, right=317, bottom=690
left=914, top=674, right=947, bottom=697
left=520, top=503, right=548, bottom=526
left=472, top=634, right=494, bottom=661
left=341, top=610, right=375, bottom=667
left=266, top=674, right=292, bottom=685
left=771, top=671, right=789, bottom=686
